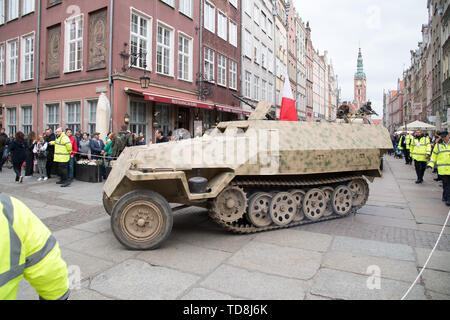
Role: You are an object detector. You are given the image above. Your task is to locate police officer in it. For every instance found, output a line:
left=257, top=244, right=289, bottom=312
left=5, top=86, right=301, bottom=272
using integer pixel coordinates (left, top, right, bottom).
left=49, top=127, right=72, bottom=187
left=0, top=194, right=69, bottom=300
left=410, top=130, right=431, bottom=184
left=428, top=131, right=450, bottom=206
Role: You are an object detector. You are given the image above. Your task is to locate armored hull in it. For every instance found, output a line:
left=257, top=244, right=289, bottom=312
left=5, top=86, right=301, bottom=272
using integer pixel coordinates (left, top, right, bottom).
left=103, top=102, right=392, bottom=250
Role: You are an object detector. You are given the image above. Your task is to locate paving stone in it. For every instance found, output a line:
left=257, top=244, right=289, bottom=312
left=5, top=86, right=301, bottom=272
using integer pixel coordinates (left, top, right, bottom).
left=90, top=259, right=200, bottom=300
left=352, top=214, right=418, bottom=230
left=310, top=269, right=426, bottom=300
left=255, top=229, right=333, bottom=252
left=323, top=251, right=419, bottom=283
left=428, top=291, right=450, bottom=300
left=54, top=228, right=96, bottom=247
left=415, top=215, right=449, bottom=226
left=170, top=225, right=254, bottom=253
left=304, top=293, right=332, bottom=300
left=136, top=239, right=232, bottom=275
left=421, top=269, right=450, bottom=295
left=331, top=236, right=415, bottom=261
left=16, top=279, right=38, bottom=300
left=415, top=248, right=450, bottom=272
left=68, top=288, right=112, bottom=300
left=180, top=288, right=243, bottom=300
left=200, top=264, right=307, bottom=300
left=417, top=223, right=450, bottom=235
left=357, top=205, right=414, bottom=220
left=65, top=231, right=139, bottom=263
left=61, top=248, right=115, bottom=281
left=72, top=216, right=111, bottom=233
left=228, top=241, right=322, bottom=280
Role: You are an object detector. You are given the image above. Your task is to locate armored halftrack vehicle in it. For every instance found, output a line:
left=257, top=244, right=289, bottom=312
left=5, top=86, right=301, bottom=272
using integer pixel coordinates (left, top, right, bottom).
left=103, top=101, right=392, bottom=250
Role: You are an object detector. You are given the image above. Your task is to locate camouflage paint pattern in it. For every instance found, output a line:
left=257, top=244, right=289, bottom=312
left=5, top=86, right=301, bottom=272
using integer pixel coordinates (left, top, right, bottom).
left=104, top=102, right=392, bottom=204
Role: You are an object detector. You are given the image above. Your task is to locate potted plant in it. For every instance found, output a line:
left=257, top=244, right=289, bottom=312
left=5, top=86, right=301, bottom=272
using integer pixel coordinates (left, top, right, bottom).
left=75, top=159, right=103, bottom=183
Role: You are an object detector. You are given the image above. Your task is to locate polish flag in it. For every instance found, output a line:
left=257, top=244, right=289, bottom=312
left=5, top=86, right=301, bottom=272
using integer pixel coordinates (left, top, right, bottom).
left=279, top=70, right=298, bottom=121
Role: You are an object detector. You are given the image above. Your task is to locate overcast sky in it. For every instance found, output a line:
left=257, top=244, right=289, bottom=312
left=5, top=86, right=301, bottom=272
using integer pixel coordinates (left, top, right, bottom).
left=293, top=0, right=429, bottom=118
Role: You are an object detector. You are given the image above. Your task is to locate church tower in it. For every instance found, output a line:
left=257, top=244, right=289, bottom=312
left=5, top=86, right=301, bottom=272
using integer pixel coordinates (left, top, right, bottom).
left=354, top=47, right=367, bottom=109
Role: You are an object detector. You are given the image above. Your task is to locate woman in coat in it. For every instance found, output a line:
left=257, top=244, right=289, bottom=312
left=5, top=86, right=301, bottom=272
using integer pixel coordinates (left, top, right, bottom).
left=78, top=133, right=91, bottom=159
left=8, top=132, right=27, bottom=183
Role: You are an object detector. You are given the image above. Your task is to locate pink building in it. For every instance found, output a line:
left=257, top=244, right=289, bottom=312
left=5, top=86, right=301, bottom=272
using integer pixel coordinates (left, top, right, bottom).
left=0, top=0, right=244, bottom=142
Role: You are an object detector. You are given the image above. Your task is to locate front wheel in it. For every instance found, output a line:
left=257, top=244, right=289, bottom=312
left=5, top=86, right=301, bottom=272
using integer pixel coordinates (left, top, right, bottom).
left=110, top=190, right=173, bottom=250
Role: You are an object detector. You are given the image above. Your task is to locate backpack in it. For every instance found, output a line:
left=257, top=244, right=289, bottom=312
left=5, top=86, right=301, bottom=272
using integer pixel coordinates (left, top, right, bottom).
left=112, top=132, right=130, bottom=157
left=37, top=143, right=48, bottom=159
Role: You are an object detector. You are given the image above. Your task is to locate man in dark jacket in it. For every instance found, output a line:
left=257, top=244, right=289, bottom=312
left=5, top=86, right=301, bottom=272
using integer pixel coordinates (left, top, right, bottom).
left=90, top=132, right=106, bottom=179
left=155, top=129, right=169, bottom=143
left=44, top=128, right=56, bottom=179
left=0, top=129, right=7, bottom=171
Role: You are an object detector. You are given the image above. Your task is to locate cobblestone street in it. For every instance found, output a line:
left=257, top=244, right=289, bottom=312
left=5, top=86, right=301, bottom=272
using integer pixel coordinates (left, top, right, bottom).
left=1, top=155, right=448, bottom=300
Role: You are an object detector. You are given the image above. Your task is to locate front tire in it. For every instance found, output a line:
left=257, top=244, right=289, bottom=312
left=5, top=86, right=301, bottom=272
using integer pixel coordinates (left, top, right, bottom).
left=110, top=190, right=173, bottom=250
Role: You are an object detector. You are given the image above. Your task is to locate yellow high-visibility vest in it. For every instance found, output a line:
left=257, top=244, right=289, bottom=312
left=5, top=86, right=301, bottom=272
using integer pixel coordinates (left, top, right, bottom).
left=410, top=136, right=431, bottom=162
left=0, top=194, right=69, bottom=300
left=428, top=142, right=450, bottom=175
left=50, top=133, right=72, bottom=163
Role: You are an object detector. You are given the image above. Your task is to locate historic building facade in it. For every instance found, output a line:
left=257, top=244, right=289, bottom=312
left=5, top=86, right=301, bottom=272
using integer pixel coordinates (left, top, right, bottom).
left=354, top=48, right=367, bottom=110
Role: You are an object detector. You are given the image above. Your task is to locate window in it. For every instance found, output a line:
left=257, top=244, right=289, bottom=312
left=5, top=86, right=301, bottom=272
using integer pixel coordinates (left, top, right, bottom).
left=204, top=47, right=214, bottom=82
left=178, top=33, right=192, bottom=81
left=253, top=4, right=259, bottom=25
left=253, top=75, right=259, bottom=100
left=243, top=0, right=251, bottom=14
left=0, top=0, right=5, bottom=24
left=130, top=101, right=147, bottom=139
left=7, top=108, right=16, bottom=135
left=22, top=0, right=34, bottom=15
left=261, top=44, right=267, bottom=69
left=204, top=1, right=215, bottom=33
left=217, top=11, right=227, bottom=41
left=179, top=0, right=192, bottom=17
left=65, top=102, right=81, bottom=133
left=229, top=20, right=237, bottom=47
left=22, top=106, right=32, bottom=135
left=229, top=0, right=237, bottom=8
left=254, top=38, right=260, bottom=64
left=244, top=29, right=252, bottom=58
left=6, top=39, right=18, bottom=84
left=87, top=100, right=97, bottom=134
left=130, top=11, right=151, bottom=70
left=261, top=11, right=267, bottom=32
left=261, top=80, right=266, bottom=101
left=217, top=54, right=226, bottom=87
left=160, top=0, right=174, bottom=7
left=0, top=44, right=4, bottom=85
left=21, top=34, right=34, bottom=81
left=267, top=19, right=273, bottom=38
left=65, top=15, right=83, bottom=72
left=156, top=23, right=174, bottom=76
left=245, top=71, right=251, bottom=98
left=229, top=59, right=237, bottom=90
left=8, top=0, right=18, bottom=21
left=46, top=104, right=60, bottom=132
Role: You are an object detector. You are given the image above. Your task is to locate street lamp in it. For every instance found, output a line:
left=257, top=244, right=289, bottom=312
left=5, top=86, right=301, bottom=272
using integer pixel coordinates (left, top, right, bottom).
left=120, top=43, right=151, bottom=89
left=124, top=113, right=130, bottom=124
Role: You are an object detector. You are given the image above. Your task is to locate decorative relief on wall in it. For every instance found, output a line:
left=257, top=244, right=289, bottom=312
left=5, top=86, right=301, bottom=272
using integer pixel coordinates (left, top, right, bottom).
left=88, top=9, right=107, bottom=70
left=47, top=25, right=61, bottom=78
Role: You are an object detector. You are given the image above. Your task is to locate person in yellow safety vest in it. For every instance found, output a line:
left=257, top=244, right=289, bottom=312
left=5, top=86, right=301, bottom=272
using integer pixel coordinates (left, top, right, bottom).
left=398, top=131, right=413, bottom=165
left=410, top=130, right=431, bottom=184
left=428, top=131, right=450, bottom=206
left=49, top=127, right=72, bottom=188
left=0, top=194, right=69, bottom=300
left=405, top=132, right=413, bottom=165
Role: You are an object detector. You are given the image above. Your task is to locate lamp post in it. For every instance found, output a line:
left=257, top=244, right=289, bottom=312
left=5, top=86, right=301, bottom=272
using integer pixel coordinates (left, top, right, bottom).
left=120, top=43, right=151, bottom=89
left=124, top=113, right=130, bottom=125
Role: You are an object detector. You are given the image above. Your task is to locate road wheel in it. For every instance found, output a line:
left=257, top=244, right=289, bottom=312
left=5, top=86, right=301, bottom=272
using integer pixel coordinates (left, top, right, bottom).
left=103, top=192, right=115, bottom=216
left=111, top=190, right=173, bottom=250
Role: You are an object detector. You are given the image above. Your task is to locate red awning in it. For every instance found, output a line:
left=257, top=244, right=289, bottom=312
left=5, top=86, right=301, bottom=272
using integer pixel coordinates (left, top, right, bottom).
left=216, top=104, right=251, bottom=116
left=141, top=91, right=215, bottom=110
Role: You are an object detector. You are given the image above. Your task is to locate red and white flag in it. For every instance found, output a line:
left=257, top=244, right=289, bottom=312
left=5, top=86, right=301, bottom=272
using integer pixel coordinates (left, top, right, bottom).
left=279, top=70, right=298, bottom=121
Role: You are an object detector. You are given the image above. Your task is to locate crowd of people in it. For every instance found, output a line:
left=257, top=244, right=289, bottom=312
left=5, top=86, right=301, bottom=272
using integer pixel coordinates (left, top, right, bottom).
left=389, top=129, right=450, bottom=206
left=0, top=124, right=143, bottom=187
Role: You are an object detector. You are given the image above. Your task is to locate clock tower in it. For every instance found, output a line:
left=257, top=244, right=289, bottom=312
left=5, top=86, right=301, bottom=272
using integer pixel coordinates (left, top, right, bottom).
left=354, top=47, right=366, bottom=109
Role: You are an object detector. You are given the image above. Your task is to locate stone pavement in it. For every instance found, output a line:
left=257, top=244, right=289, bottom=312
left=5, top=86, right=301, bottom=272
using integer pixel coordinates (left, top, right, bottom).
left=0, top=155, right=448, bottom=300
